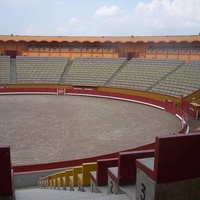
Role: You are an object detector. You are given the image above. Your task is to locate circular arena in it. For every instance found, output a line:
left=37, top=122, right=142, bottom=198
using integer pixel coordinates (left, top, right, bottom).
left=0, top=93, right=182, bottom=166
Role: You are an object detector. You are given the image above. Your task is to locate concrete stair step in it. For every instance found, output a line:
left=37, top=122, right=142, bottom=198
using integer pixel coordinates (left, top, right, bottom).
left=97, top=185, right=109, bottom=194
left=15, top=188, right=130, bottom=200
left=119, top=185, right=136, bottom=200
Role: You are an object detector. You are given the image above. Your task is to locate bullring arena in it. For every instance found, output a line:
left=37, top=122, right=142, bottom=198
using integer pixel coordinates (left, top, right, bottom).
left=0, top=94, right=182, bottom=166
left=0, top=34, right=200, bottom=200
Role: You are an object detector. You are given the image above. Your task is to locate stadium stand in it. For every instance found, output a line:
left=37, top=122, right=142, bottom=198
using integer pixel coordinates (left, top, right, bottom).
left=151, top=60, right=200, bottom=97
left=65, top=57, right=126, bottom=86
left=1, top=56, right=200, bottom=98
left=108, top=58, right=184, bottom=91
left=16, top=56, right=68, bottom=84
left=0, top=56, right=11, bottom=83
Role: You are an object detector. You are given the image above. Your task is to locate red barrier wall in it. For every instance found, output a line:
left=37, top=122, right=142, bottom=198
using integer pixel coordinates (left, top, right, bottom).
left=94, top=158, right=118, bottom=186
left=117, top=150, right=155, bottom=185
left=165, top=101, right=188, bottom=133
left=67, top=89, right=165, bottom=109
left=182, top=99, right=199, bottom=119
left=188, top=107, right=198, bottom=118
left=136, top=133, right=200, bottom=183
left=13, top=143, right=155, bottom=173
left=0, top=145, right=13, bottom=197
left=0, top=87, right=57, bottom=94
left=155, top=133, right=200, bottom=183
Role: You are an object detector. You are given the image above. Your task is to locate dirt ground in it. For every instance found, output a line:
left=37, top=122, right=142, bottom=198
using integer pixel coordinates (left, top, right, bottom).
left=0, top=94, right=197, bottom=166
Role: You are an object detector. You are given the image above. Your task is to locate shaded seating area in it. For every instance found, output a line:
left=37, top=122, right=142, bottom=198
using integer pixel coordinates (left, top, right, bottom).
left=0, top=56, right=11, bottom=83
left=16, top=56, right=68, bottom=84
left=151, top=60, right=200, bottom=97
left=109, top=58, right=183, bottom=91
left=65, top=57, right=126, bottom=86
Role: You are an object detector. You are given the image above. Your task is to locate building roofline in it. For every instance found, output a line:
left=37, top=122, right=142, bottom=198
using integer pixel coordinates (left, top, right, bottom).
left=0, top=35, right=200, bottom=44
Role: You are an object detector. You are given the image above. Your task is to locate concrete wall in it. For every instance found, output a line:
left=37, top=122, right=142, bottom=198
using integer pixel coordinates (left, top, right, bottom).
left=136, top=168, right=200, bottom=200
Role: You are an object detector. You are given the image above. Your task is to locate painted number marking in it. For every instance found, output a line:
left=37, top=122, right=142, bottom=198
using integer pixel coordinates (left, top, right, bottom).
left=140, top=183, right=146, bottom=200
left=110, top=181, right=113, bottom=194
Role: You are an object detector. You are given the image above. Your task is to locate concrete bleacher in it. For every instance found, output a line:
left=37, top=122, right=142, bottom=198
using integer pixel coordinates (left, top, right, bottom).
left=36, top=132, right=200, bottom=200
left=151, top=60, right=200, bottom=97
left=104, top=150, right=154, bottom=196
left=16, top=56, right=68, bottom=84
left=41, top=162, right=97, bottom=192
left=0, top=56, right=11, bottom=83
left=77, top=162, right=97, bottom=191
left=136, top=132, right=200, bottom=200
left=38, top=157, right=142, bottom=199
left=15, top=188, right=130, bottom=200
left=65, top=57, right=126, bottom=86
left=1, top=56, right=199, bottom=98
left=107, top=150, right=154, bottom=192
left=108, top=58, right=184, bottom=91
left=90, top=158, right=118, bottom=189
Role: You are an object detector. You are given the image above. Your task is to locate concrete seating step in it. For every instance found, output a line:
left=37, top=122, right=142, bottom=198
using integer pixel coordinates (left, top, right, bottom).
left=15, top=188, right=131, bottom=200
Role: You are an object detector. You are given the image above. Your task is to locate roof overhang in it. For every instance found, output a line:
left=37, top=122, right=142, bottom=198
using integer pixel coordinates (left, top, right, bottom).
left=0, top=35, right=200, bottom=44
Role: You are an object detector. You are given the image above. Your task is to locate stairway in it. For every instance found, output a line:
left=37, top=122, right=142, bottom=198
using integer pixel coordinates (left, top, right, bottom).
left=59, top=59, right=73, bottom=84
left=105, top=60, right=128, bottom=86
left=10, top=58, right=17, bottom=84
left=15, top=187, right=131, bottom=200
left=147, top=61, right=185, bottom=91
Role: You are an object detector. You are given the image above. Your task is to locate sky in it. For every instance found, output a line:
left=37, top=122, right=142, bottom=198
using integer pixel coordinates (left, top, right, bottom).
left=0, top=0, right=200, bottom=37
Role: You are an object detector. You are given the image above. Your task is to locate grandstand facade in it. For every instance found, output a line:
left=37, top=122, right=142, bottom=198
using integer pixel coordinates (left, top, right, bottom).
left=0, top=34, right=200, bottom=118
left=0, top=35, right=200, bottom=61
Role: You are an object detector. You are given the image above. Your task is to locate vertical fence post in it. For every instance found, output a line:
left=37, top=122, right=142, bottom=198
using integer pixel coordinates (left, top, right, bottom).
left=0, top=145, right=14, bottom=197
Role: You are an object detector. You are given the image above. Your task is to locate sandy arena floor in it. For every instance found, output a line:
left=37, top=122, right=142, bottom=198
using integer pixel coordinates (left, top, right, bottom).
left=0, top=95, right=182, bottom=166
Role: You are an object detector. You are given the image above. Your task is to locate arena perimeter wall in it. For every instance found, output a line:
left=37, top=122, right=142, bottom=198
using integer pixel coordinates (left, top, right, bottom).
left=0, top=84, right=188, bottom=174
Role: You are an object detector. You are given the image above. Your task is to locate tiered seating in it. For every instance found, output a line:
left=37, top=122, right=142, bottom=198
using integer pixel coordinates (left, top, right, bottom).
left=151, top=60, right=200, bottom=97
left=65, top=57, right=126, bottom=86
left=90, top=150, right=154, bottom=194
left=107, top=150, right=154, bottom=194
left=0, top=56, right=10, bottom=83
left=77, top=162, right=97, bottom=191
left=90, top=158, right=118, bottom=189
left=109, top=58, right=183, bottom=91
left=136, top=133, right=200, bottom=200
left=38, top=133, right=200, bottom=199
left=38, top=146, right=155, bottom=194
left=16, top=56, right=68, bottom=84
